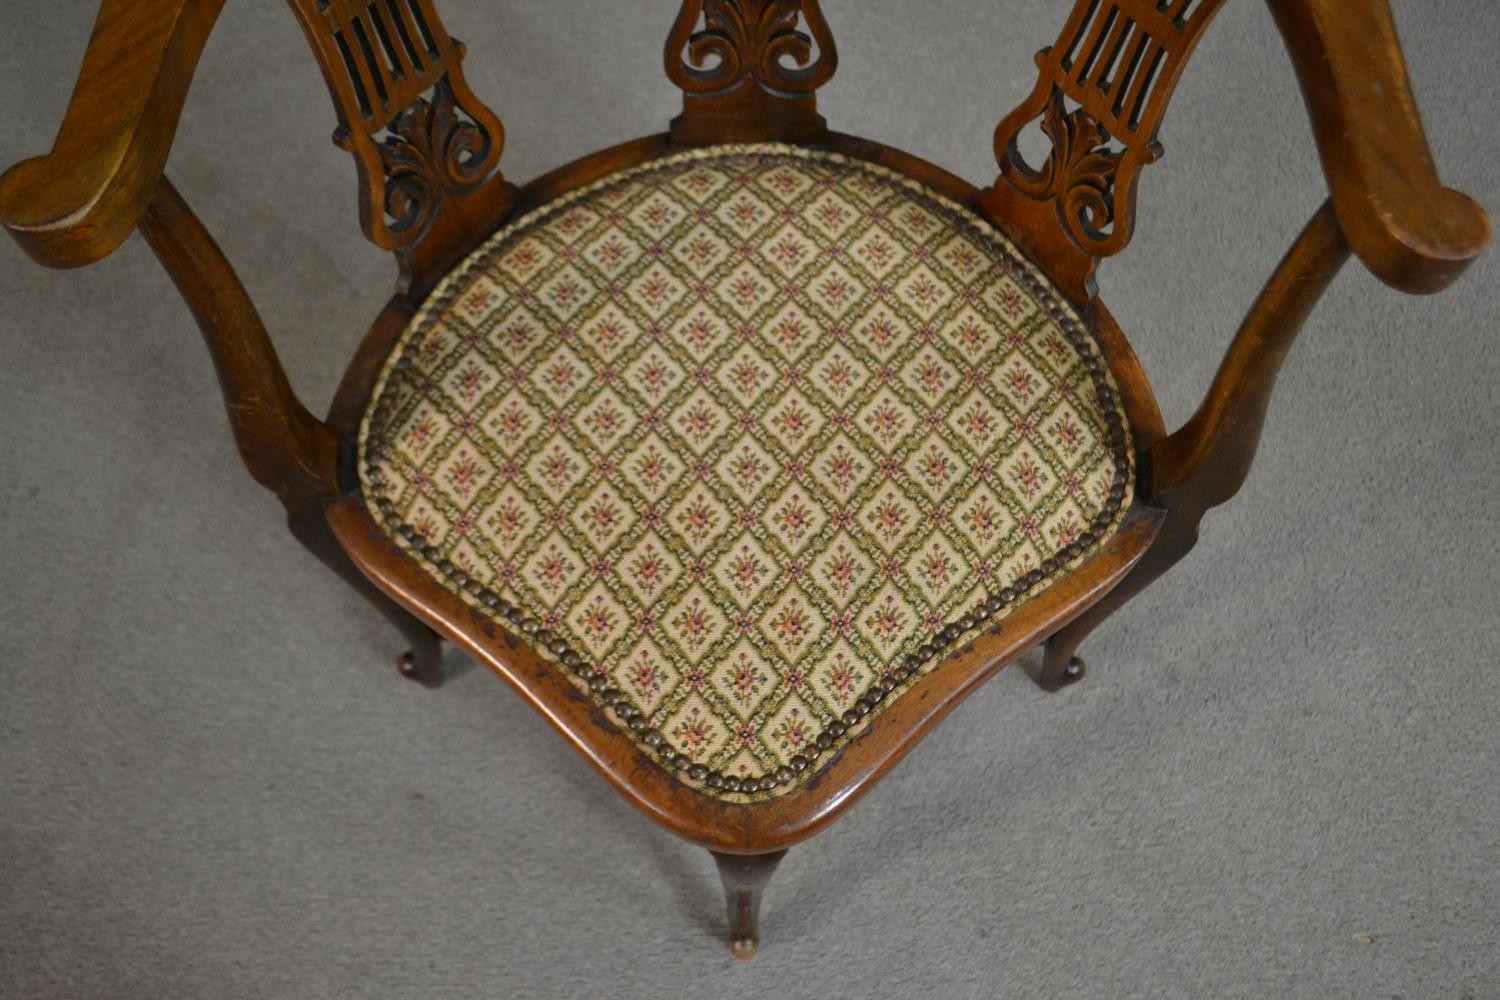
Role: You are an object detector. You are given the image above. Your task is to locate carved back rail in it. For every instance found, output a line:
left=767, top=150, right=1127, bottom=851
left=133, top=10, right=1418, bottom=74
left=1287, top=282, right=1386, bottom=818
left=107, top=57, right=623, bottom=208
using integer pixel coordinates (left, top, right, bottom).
left=980, top=0, right=1229, bottom=299
left=665, top=0, right=839, bottom=144
left=283, top=0, right=515, bottom=292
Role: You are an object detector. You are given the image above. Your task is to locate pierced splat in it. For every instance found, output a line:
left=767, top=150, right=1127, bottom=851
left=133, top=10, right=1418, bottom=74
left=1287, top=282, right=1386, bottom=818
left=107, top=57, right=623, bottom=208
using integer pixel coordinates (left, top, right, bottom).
left=665, top=0, right=838, bottom=144
left=284, top=0, right=515, bottom=293
left=980, top=0, right=1227, bottom=299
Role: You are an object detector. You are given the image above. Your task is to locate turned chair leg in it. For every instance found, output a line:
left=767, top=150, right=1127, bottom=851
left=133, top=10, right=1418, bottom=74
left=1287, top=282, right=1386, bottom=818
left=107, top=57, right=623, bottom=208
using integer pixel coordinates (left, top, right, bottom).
left=286, top=504, right=444, bottom=687
left=710, top=849, right=787, bottom=959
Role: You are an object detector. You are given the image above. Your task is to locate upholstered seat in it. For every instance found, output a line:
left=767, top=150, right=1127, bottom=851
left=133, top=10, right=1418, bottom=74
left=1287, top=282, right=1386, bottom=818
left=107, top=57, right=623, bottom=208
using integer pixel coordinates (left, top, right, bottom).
left=357, top=144, right=1134, bottom=798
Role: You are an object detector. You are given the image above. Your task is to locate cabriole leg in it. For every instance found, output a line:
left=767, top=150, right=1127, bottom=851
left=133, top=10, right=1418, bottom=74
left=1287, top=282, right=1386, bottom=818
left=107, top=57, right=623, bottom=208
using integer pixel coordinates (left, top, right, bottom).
left=1030, top=526, right=1197, bottom=692
left=710, top=849, right=788, bottom=960
left=287, top=504, right=444, bottom=687
left=1034, top=635, right=1089, bottom=691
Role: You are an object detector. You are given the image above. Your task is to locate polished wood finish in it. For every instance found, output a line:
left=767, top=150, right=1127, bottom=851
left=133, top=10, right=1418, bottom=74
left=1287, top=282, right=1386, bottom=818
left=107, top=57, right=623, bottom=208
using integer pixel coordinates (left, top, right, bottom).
left=1038, top=199, right=1351, bottom=689
left=136, top=176, right=445, bottom=684
left=711, top=849, right=788, bottom=959
left=282, top=0, right=518, bottom=296
left=327, top=488, right=1163, bottom=851
left=322, top=132, right=1173, bottom=816
left=0, top=0, right=227, bottom=268
left=1, top=0, right=1489, bottom=959
left=138, top=177, right=339, bottom=511
left=1267, top=0, right=1490, bottom=293
left=1152, top=201, right=1351, bottom=513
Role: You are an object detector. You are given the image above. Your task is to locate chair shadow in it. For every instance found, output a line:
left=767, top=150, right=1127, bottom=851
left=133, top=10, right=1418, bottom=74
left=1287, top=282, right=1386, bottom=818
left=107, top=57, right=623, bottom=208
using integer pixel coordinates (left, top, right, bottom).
left=439, top=643, right=479, bottom=681
left=640, top=826, right=722, bottom=939
left=764, top=645, right=1089, bottom=944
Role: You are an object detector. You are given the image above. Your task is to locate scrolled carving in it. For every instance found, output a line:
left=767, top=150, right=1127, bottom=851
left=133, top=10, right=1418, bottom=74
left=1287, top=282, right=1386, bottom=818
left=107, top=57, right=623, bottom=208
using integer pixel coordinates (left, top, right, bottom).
left=667, top=0, right=836, bottom=96
left=981, top=0, right=1229, bottom=290
left=373, top=77, right=496, bottom=238
left=284, top=0, right=516, bottom=292
left=1007, top=89, right=1134, bottom=252
left=665, top=0, right=837, bottom=143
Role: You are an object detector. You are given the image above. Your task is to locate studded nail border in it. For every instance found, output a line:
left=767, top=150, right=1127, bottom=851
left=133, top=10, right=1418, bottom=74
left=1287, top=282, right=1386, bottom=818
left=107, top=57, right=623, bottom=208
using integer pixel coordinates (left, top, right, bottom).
left=357, top=143, right=1135, bottom=801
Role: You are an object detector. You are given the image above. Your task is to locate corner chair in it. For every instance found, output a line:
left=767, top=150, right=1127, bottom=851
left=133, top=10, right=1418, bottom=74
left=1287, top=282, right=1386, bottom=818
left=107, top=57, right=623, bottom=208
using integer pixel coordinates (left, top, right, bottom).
left=1, top=0, right=1487, bottom=959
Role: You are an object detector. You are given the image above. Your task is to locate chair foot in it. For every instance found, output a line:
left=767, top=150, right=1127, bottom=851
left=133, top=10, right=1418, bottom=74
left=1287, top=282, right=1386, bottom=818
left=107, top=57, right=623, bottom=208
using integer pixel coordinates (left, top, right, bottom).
left=1028, top=517, right=1202, bottom=694
left=395, top=626, right=444, bottom=688
left=1029, top=636, right=1087, bottom=692
left=1056, top=653, right=1087, bottom=687
left=710, top=849, right=787, bottom=960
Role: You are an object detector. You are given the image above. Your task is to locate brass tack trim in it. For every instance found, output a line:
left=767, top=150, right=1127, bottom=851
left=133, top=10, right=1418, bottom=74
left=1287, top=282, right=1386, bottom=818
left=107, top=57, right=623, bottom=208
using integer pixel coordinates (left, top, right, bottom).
left=356, top=143, right=1136, bottom=802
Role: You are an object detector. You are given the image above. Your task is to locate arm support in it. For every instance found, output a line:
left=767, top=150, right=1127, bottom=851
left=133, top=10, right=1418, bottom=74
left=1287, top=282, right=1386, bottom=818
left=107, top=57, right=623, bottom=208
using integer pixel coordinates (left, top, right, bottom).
left=138, top=178, right=340, bottom=510
left=0, top=0, right=227, bottom=268
left=1267, top=0, right=1490, bottom=293
left=1, top=1, right=338, bottom=508
left=1151, top=201, right=1349, bottom=513
left=1035, top=203, right=1351, bottom=687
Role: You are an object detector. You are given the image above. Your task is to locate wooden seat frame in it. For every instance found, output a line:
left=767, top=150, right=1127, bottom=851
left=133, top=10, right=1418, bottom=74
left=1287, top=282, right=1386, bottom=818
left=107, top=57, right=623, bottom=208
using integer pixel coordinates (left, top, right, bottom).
left=2, top=0, right=1488, bottom=959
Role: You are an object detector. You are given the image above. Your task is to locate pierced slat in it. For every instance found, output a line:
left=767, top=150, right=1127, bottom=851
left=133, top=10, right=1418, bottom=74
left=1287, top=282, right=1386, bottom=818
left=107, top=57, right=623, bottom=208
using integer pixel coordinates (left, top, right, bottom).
left=332, top=29, right=375, bottom=119
left=1164, top=0, right=1197, bottom=22
left=982, top=0, right=1230, bottom=292
left=1123, top=41, right=1167, bottom=131
left=1069, top=3, right=1120, bottom=87
left=382, top=0, right=429, bottom=75
left=1088, top=16, right=1136, bottom=95
left=366, top=2, right=414, bottom=82
left=401, top=0, right=441, bottom=58
left=282, top=0, right=514, bottom=276
left=349, top=11, right=394, bottom=112
left=1108, top=30, right=1152, bottom=121
left=1058, top=0, right=1103, bottom=70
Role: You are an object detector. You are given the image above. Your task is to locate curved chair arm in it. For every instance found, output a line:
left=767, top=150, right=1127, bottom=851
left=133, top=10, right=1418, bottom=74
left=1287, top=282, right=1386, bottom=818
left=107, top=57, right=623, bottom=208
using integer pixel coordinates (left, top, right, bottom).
left=138, top=178, right=340, bottom=510
left=0, top=0, right=227, bottom=268
left=1267, top=0, right=1491, bottom=294
left=1, top=0, right=339, bottom=512
left=1150, top=201, right=1349, bottom=512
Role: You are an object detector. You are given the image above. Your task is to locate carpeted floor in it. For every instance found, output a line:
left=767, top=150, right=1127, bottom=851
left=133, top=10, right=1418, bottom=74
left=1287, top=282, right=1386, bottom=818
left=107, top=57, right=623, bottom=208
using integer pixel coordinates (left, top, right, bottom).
left=2, top=1, right=1497, bottom=997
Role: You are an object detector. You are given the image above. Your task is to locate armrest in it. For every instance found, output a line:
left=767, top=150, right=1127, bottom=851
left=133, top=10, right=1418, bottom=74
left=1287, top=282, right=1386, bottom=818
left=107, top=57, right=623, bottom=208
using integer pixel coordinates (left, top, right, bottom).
left=1267, top=0, right=1490, bottom=293
left=0, top=0, right=227, bottom=268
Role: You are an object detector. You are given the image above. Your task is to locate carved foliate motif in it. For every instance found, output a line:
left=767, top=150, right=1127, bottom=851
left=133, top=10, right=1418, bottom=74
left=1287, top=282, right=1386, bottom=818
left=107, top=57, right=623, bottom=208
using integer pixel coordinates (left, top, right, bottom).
left=667, top=0, right=836, bottom=95
left=986, top=0, right=1228, bottom=266
left=1007, top=90, right=1131, bottom=251
left=285, top=0, right=511, bottom=264
left=362, top=77, right=495, bottom=239
left=665, top=0, right=837, bottom=143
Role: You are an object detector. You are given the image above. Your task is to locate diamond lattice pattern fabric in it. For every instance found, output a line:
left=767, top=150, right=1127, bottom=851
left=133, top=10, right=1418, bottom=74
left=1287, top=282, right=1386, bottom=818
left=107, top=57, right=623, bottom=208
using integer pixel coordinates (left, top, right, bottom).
left=359, top=145, right=1134, bottom=799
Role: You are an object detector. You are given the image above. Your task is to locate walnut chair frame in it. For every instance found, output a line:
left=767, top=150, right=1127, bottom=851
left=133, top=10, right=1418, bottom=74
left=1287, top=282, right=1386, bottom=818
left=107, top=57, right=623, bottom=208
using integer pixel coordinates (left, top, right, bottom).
left=1, top=0, right=1487, bottom=960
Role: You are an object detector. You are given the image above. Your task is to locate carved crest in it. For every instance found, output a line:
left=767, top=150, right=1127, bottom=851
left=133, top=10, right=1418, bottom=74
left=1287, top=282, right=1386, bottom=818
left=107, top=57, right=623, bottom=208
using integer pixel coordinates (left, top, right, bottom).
left=667, top=0, right=836, bottom=96
left=665, top=0, right=838, bottom=143
left=1006, top=89, right=1132, bottom=252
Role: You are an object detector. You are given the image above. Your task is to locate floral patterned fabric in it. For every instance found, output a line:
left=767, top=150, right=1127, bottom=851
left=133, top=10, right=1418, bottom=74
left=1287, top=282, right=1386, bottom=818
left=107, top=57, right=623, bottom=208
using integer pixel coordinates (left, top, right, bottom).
left=359, top=145, right=1134, bottom=799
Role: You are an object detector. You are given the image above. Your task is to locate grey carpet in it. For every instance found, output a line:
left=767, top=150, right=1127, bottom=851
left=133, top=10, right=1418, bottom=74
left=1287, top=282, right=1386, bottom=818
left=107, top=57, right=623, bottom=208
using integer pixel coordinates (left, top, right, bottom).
left=2, top=1, right=1497, bottom=997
